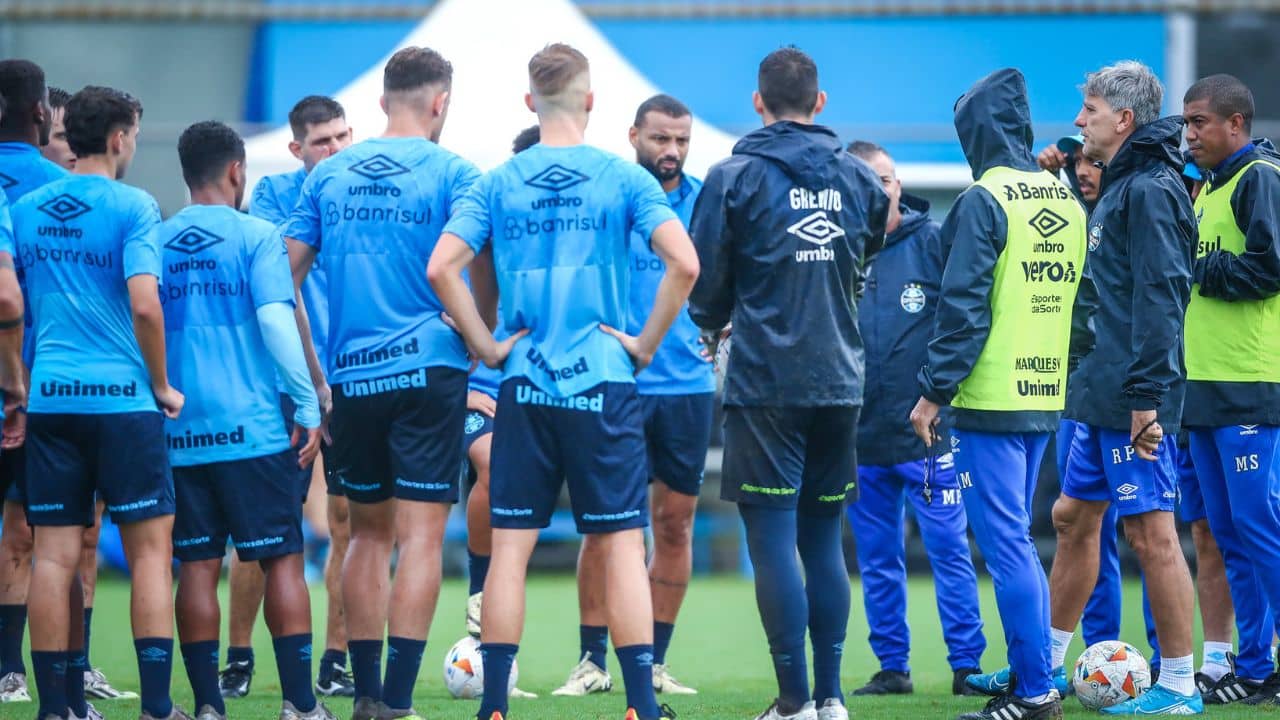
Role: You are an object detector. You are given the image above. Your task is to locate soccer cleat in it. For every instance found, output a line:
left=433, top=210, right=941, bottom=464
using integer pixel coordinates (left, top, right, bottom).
left=85, top=667, right=139, bottom=699
left=351, top=696, right=379, bottom=720
left=280, top=700, right=337, bottom=720
left=218, top=660, right=253, bottom=698
left=551, top=653, right=613, bottom=696
left=954, top=667, right=985, bottom=696
left=652, top=664, right=697, bottom=694
left=466, top=592, right=483, bottom=638
left=1197, top=671, right=1258, bottom=705
left=0, top=671, right=29, bottom=702
left=1242, top=670, right=1280, bottom=706
left=140, top=706, right=197, bottom=720
left=853, top=669, right=913, bottom=695
left=1099, top=684, right=1203, bottom=715
left=194, top=704, right=227, bottom=720
left=510, top=686, right=539, bottom=699
left=659, top=703, right=678, bottom=720
left=965, top=666, right=1012, bottom=696
left=376, top=702, right=425, bottom=720
left=314, top=666, right=355, bottom=697
left=955, top=693, right=1062, bottom=720
left=1051, top=666, right=1072, bottom=697
left=752, top=700, right=818, bottom=720
left=815, top=697, right=848, bottom=720
left=71, top=702, right=106, bottom=720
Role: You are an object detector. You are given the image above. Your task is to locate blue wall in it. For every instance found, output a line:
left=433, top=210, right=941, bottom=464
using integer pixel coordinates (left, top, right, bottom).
left=249, top=13, right=1166, bottom=164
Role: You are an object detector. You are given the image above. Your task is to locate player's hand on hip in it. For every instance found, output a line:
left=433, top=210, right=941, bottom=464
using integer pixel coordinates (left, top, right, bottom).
left=293, top=424, right=323, bottom=468
left=1130, top=409, right=1163, bottom=461
left=467, top=390, right=497, bottom=418
left=599, top=324, right=654, bottom=373
left=153, top=383, right=185, bottom=420
left=910, top=396, right=941, bottom=446
left=1, top=409, right=24, bottom=450
left=482, top=328, right=529, bottom=369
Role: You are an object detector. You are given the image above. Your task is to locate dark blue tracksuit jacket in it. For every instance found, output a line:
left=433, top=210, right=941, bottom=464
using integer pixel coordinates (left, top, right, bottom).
left=688, top=121, right=889, bottom=407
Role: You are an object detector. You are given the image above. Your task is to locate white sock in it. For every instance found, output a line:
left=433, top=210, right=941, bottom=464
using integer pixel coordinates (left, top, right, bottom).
left=1022, top=691, right=1054, bottom=705
left=1050, top=627, right=1075, bottom=670
left=1200, top=641, right=1233, bottom=682
left=1157, top=654, right=1195, bottom=696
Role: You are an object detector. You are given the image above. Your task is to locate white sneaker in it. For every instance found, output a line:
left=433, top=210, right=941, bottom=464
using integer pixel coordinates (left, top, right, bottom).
left=551, top=653, right=613, bottom=696
left=85, top=667, right=139, bottom=699
left=194, top=705, right=226, bottom=720
left=466, top=592, right=483, bottom=638
left=510, top=686, right=539, bottom=699
left=279, top=700, right=336, bottom=720
left=815, top=698, right=848, bottom=720
left=653, top=664, right=697, bottom=695
left=70, top=702, right=105, bottom=720
left=0, top=671, right=30, bottom=702
left=754, top=700, right=818, bottom=720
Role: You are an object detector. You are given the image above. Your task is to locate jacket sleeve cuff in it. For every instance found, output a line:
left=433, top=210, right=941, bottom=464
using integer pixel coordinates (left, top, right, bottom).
left=918, top=367, right=954, bottom=406
left=1124, top=394, right=1161, bottom=412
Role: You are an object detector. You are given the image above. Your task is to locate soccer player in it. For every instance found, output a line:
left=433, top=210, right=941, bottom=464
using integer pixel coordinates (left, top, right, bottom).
left=0, top=58, right=65, bottom=706
left=40, top=87, right=75, bottom=170
left=234, top=94, right=355, bottom=700
left=1032, top=61, right=1199, bottom=715
left=843, top=140, right=986, bottom=698
left=162, top=119, right=329, bottom=720
left=284, top=46, right=478, bottom=720
left=690, top=48, right=887, bottom=720
left=1180, top=73, right=1280, bottom=707
left=12, top=85, right=189, bottom=720
left=429, top=43, right=695, bottom=720
left=909, top=68, right=1086, bottom=720
left=553, top=94, right=711, bottom=699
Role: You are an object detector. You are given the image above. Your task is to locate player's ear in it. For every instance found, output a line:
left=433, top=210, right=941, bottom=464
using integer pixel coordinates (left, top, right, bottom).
left=433, top=90, right=450, bottom=118
left=230, top=159, right=245, bottom=190
left=813, top=90, right=827, bottom=116
left=628, top=125, right=639, bottom=150
left=524, top=93, right=536, bottom=114
left=379, top=95, right=388, bottom=115
left=585, top=90, right=594, bottom=114
left=752, top=91, right=766, bottom=119
left=288, top=140, right=303, bottom=161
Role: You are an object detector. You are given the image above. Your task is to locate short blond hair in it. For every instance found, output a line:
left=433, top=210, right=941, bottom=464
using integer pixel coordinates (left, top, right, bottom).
left=529, top=44, right=589, bottom=101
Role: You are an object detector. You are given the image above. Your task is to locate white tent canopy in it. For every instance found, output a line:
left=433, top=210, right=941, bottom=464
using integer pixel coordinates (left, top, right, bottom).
left=244, top=0, right=968, bottom=191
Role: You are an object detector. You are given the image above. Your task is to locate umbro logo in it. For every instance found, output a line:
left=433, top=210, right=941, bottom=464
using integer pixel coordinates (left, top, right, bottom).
left=164, top=225, right=225, bottom=255
left=525, top=164, right=589, bottom=192
left=348, top=154, right=410, bottom=181
left=1116, top=483, right=1139, bottom=496
left=1239, top=424, right=1259, bottom=436
left=37, top=193, right=92, bottom=222
left=0, top=173, right=16, bottom=190
left=1028, top=208, right=1068, bottom=239
left=139, top=646, right=169, bottom=662
left=787, top=210, right=845, bottom=246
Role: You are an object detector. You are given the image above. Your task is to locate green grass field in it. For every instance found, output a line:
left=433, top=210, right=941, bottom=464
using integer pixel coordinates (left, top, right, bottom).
left=0, top=575, right=1262, bottom=719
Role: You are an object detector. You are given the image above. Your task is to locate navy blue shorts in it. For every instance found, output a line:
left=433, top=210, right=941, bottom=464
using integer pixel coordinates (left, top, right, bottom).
left=1, top=445, right=24, bottom=505
left=1175, top=441, right=1205, bottom=523
left=489, top=378, right=648, bottom=534
left=173, top=450, right=305, bottom=562
left=25, top=411, right=174, bottom=526
left=721, top=405, right=861, bottom=515
left=462, top=409, right=495, bottom=487
left=329, top=367, right=466, bottom=504
left=1061, top=423, right=1178, bottom=516
left=638, top=392, right=714, bottom=497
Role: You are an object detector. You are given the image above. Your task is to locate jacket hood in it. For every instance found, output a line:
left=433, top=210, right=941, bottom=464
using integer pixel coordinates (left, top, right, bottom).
left=732, top=121, right=848, bottom=188
left=885, top=193, right=933, bottom=247
left=1104, top=116, right=1186, bottom=180
left=953, top=68, right=1038, bottom=179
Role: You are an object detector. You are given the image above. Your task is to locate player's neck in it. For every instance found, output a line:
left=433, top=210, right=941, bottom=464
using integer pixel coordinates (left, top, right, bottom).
left=73, top=155, right=118, bottom=180
left=538, top=114, right=586, bottom=147
left=189, top=186, right=236, bottom=208
left=382, top=111, right=436, bottom=141
left=0, top=127, right=38, bottom=147
left=660, top=174, right=683, bottom=193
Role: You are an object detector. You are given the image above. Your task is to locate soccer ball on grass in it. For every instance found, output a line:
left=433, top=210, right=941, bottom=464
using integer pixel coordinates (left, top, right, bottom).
left=443, top=635, right=519, bottom=699
left=1072, top=640, right=1152, bottom=710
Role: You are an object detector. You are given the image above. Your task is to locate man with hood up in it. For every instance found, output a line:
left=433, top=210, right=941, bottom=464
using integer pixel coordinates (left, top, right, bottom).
left=909, top=68, right=1086, bottom=720
left=843, top=140, right=986, bottom=699
left=688, top=46, right=888, bottom=720
left=1021, top=60, right=1200, bottom=715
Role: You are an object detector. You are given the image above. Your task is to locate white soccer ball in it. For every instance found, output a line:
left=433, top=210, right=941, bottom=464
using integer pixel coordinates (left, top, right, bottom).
left=1072, top=640, right=1152, bottom=710
left=443, top=636, right=518, bottom=699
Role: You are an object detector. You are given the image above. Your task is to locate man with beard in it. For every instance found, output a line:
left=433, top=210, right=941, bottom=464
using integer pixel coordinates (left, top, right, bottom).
left=553, top=95, right=712, bottom=699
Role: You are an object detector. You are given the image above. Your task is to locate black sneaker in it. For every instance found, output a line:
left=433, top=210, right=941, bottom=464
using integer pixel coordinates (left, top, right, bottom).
left=852, top=669, right=913, bottom=695
left=218, top=660, right=253, bottom=699
left=955, top=693, right=1062, bottom=720
left=954, top=668, right=985, bottom=696
left=1198, top=671, right=1259, bottom=705
left=314, top=665, right=355, bottom=697
left=1242, top=670, right=1280, bottom=706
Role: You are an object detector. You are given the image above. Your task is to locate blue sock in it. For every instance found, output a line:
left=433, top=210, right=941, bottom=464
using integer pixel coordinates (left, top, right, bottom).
left=32, top=650, right=68, bottom=719
left=180, top=640, right=224, bottom=714
left=653, top=622, right=675, bottom=666
left=468, top=550, right=491, bottom=597
left=478, top=643, right=517, bottom=719
left=319, top=648, right=347, bottom=675
left=382, top=636, right=425, bottom=710
left=273, top=634, right=316, bottom=713
left=66, top=648, right=89, bottom=718
left=348, top=639, right=383, bottom=701
left=82, top=608, right=93, bottom=664
left=135, top=637, right=174, bottom=719
left=617, top=644, right=661, bottom=720
left=741, top=503, right=811, bottom=712
left=580, top=624, right=609, bottom=671
left=798, top=511, right=850, bottom=706
left=0, top=605, right=26, bottom=675
left=227, top=645, right=254, bottom=668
